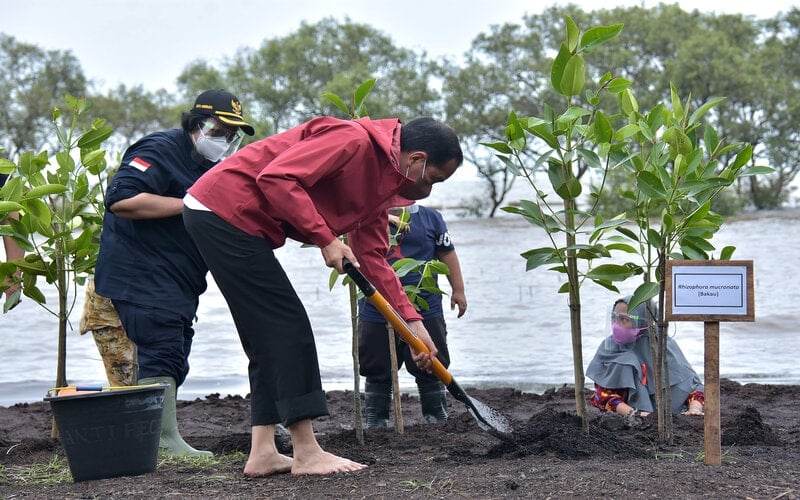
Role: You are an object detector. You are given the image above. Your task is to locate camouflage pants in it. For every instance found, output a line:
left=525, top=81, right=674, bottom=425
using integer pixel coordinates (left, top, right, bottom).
left=79, top=279, right=137, bottom=386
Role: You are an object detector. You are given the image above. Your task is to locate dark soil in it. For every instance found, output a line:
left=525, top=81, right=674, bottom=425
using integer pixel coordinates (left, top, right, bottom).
left=2, top=379, right=798, bottom=498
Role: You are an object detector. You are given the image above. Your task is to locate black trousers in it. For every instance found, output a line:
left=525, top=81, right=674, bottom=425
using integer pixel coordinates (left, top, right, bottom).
left=112, top=299, right=195, bottom=385
left=183, top=206, right=328, bottom=427
left=358, top=315, right=450, bottom=389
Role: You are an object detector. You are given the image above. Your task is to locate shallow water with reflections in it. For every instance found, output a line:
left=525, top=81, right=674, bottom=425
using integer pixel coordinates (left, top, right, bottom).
left=2, top=179, right=798, bottom=406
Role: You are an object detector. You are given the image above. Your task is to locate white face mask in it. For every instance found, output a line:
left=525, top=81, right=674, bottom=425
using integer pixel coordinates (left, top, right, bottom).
left=194, top=127, right=229, bottom=162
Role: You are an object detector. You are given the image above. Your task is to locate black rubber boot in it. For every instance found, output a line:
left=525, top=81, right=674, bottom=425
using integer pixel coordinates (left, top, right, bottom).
left=364, top=382, right=391, bottom=428
left=419, top=382, right=448, bottom=423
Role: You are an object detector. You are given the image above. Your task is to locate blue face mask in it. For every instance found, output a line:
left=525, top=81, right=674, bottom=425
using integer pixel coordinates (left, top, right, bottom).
left=612, top=323, right=646, bottom=345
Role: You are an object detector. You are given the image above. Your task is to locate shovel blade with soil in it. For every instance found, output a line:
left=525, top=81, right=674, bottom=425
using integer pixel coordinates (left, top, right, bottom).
left=343, top=260, right=513, bottom=435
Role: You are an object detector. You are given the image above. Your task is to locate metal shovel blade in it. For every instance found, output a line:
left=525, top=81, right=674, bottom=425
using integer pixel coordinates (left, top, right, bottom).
left=446, top=379, right=514, bottom=434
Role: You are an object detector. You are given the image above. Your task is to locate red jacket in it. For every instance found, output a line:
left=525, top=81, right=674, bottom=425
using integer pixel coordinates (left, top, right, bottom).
left=188, top=116, right=422, bottom=321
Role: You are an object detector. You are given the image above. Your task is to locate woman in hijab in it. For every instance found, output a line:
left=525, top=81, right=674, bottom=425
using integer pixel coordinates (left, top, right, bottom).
left=586, top=296, right=704, bottom=427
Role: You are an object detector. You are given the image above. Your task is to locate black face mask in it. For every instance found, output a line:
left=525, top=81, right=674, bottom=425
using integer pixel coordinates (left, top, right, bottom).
left=397, top=176, right=433, bottom=200
left=398, top=158, right=432, bottom=200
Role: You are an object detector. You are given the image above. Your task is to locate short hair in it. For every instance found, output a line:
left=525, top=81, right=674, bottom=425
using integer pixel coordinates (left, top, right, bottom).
left=400, top=117, right=463, bottom=168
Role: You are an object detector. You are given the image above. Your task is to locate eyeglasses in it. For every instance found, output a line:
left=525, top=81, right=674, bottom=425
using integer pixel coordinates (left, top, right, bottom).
left=201, top=121, right=242, bottom=143
left=612, top=313, right=640, bottom=323
left=404, top=157, right=427, bottom=179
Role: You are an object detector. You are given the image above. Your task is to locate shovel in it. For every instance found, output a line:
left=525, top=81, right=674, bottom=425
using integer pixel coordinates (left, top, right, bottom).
left=343, top=259, right=513, bottom=435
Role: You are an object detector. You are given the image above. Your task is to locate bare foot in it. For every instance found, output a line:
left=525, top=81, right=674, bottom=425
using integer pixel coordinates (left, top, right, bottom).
left=291, top=450, right=367, bottom=476
left=243, top=452, right=294, bottom=477
left=681, top=401, right=704, bottom=416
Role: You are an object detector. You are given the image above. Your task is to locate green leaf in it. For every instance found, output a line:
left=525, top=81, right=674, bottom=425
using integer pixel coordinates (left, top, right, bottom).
left=555, top=177, right=582, bottom=200
left=577, top=148, right=601, bottom=169
left=662, top=127, right=693, bottom=159
left=703, top=125, right=719, bottom=153
left=524, top=119, right=560, bottom=150
left=580, top=24, right=624, bottom=53
left=328, top=269, right=340, bottom=290
left=392, top=257, right=426, bottom=277
left=590, top=216, right=627, bottom=234
left=618, top=89, right=638, bottom=116
left=521, top=247, right=559, bottom=271
left=681, top=235, right=716, bottom=252
left=627, top=282, right=659, bottom=313
left=669, top=83, right=685, bottom=121
left=23, top=184, right=68, bottom=199
left=0, top=201, right=24, bottom=213
left=481, top=141, right=513, bottom=155
left=687, top=96, right=726, bottom=127
left=729, top=144, right=753, bottom=171
left=23, top=198, right=53, bottom=228
left=0, top=158, right=15, bottom=175
left=614, top=123, right=640, bottom=141
left=77, top=124, right=113, bottom=149
left=593, top=111, right=612, bottom=143
left=680, top=243, right=708, bottom=260
left=720, top=246, right=736, bottom=260
left=636, top=117, right=654, bottom=142
left=353, top=78, right=376, bottom=112
left=738, top=166, right=775, bottom=176
left=646, top=228, right=662, bottom=248
left=586, top=263, right=635, bottom=282
left=322, top=93, right=350, bottom=116
left=81, top=149, right=107, bottom=169
left=565, top=16, right=580, bottom=52
left=22, top=283, right=47, bottom=304
left=605, top=242, right=638, bottom=253
left=560, top=53, right=586, bottom=97
left=606, top=77, right=631, bottom=94
left=636, top=171, right=667, bottom=198
left=551, top=43, right=572, bottom=95
left=613, top=226, right=639, bottom=242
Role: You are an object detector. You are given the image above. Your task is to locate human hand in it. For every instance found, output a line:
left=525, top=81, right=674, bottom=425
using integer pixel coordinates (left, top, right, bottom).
left=622, top=408, right=650, bottom=430
left=450, top=290, right=467, bottom=318
left=320, top=239, right=357, bottom=273
left=408, top=320, right=437, bottom=373
left=388, top=214, right=410, bottom=233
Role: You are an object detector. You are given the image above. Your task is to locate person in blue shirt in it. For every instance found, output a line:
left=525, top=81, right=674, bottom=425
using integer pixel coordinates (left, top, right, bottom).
left=94, top=89, right=254, bottom=456
left=358, top=204, right=467, bottom=427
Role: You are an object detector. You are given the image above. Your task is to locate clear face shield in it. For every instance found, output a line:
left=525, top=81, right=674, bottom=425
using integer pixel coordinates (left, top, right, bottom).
left=196, top=120, right=245, bottom=162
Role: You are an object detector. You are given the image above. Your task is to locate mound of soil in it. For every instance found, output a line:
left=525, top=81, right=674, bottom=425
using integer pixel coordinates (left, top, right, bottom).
left=1, top=379, right=798, bottom=498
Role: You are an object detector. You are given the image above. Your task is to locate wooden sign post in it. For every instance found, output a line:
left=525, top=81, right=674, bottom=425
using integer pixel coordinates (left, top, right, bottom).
left=665, top=260, right=755, bottom=466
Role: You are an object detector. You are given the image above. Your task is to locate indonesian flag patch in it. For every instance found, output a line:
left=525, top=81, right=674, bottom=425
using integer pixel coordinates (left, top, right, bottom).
left=129, top=157, right=151, bottom=172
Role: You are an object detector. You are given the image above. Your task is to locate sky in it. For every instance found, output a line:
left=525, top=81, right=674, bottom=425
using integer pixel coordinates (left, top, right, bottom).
left=5, top=0, right=796, bottom=94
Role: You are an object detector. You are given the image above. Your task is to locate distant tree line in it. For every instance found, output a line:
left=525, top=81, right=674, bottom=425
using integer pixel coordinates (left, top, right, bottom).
left=2, top=4, right=798, bottom=215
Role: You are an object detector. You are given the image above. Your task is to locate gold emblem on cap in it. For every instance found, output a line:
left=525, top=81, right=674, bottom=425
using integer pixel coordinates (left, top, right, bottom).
left=231, top=99, right=243, bottom=115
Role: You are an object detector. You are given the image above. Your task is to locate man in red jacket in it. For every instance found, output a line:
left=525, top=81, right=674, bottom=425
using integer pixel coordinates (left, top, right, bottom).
left=183, top=116, right=462, bottom=477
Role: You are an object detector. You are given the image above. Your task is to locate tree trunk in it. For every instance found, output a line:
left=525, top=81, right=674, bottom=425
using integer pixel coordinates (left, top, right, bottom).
left=348, top=280, right=364, bottom=444
left=53, top=240, right=68, bottom=439
left=655, top=255, right=674, bottom=444
left=564, top=198, right=588, bottom=426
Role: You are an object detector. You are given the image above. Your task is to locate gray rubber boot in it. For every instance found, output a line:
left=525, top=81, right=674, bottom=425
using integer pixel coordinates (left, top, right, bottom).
left=139, top=376, right=212, bottom=457
left=419, top=382, right=448, bottom=423
left=364, top=382, right=392, bottom=429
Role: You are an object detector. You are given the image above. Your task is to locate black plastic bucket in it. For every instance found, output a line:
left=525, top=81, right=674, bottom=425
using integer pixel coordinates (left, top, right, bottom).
left=45, top=385, right=165, bottom=482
